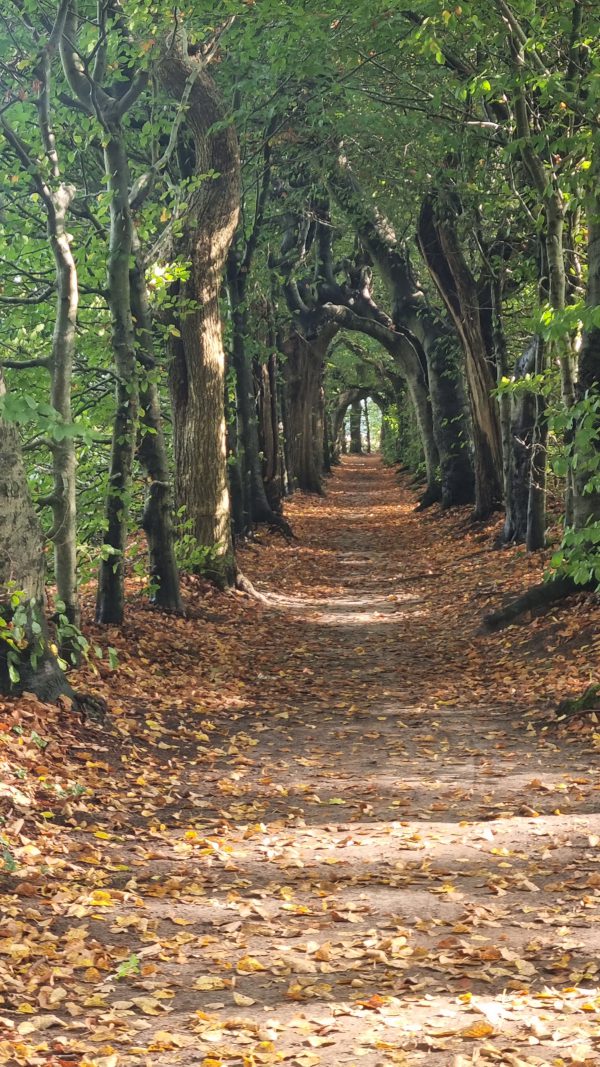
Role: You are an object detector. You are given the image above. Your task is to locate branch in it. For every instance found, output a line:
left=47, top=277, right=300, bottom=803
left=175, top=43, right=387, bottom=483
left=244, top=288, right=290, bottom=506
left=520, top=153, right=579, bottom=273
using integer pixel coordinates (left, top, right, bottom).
left=400, top=9, right=475, bottom=78
left=322, top=301, right=414, bottom=363
left=284, top=278, right=311, bottom=315
left=34, top=0, right=71, bottom=181
left=129, top=62, right=201, bottom=210
left=0, top=114, right=51, bottom=209
left=495, top=0, right=550, bottom=77
left=92, top=0, right=109, bottom=83
left=114, top=69, right=149, bottom=119
left=241, top=117, right=276, bottom=273
left=497, top=0, right=597, bottom=127
left=1, top=357, right=52, bottom=370
left=508, top=40, right=551, bottom=199
left=59, top=1, right=110, bottom=114
left=0, top=286, right=54, bottom=305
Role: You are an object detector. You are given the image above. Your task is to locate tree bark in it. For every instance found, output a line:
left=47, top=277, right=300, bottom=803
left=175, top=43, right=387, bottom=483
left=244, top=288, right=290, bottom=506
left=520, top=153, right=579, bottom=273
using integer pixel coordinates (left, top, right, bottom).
left=507, top=339, right=540, bottom=544
left=226, top=259, right=279, bottom=527
left=508, top=39, right=572, bottom=542
left=95, top=131, right=139, bottom=623
left=418, top=195, right=503, bottom=517
left=364, top=398, right=371, bottom=453
left=48, top=184, right=79, bottom=630
left=349, top=401, right=362, bottom=454
left=526, top=337, right=548, bottom=551
left=258, top=354, right=284, bottom=512
left=573, top=141, right=600, bottom=530
left=129, top=242, right=182, bottom=612
left=277, top=368, right=293, bottom=497
left=282, top=331, right=329, bottom=493
left=157, top=39, right=240, bottom=585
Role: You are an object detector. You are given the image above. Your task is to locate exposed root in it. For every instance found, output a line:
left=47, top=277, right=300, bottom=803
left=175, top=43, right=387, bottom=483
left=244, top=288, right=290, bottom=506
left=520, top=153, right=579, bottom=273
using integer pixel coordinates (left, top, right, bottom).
left=73, top=691, right=109, bottom=726
left=483, top=576, right=584, bottom=631
left=416, top=484, right=442, bottom=510
left=234, top=569, right=268, bottom=602
left=556, top=683, right=600, bottom=720
left=265, top=513, right=296, bottom=542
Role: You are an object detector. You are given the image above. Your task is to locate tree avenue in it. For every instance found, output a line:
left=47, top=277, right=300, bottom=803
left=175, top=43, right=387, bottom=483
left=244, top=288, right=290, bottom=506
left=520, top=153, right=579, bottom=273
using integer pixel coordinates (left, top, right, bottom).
left=1, top=0, right=600, bottom=698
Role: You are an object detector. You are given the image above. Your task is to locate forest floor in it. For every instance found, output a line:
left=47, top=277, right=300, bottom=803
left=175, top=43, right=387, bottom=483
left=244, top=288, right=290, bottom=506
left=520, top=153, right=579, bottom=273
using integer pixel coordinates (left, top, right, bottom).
left=2, top=456, right=600, bottom=1067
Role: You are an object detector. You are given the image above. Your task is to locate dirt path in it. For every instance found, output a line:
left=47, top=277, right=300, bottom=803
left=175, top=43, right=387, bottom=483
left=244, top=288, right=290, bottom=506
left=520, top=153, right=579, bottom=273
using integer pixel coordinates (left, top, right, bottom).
left=2, top=456, right=600, bottom=1067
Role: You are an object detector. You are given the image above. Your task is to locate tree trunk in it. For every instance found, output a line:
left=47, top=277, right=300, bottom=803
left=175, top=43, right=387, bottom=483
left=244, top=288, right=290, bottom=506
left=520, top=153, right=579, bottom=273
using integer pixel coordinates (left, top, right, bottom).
left=0, top=374, right=71, bottom=701
left=505, top=338, right=540, bottom=544
left=492, top=276, right=514, bottom=540
left=130, top=242, right=182, bottom=612
left=491, top=274, right=541, bottom=545
left=277, top=369, right=293, bottom=496
left=96, top=131, right=139, bottom=624
left=282, top=332, right=326, bottom=493
left=227, top=414, right=247, bottom=539
left=226, top=260, right=278, bottom=526
left=364, top=398, right=371, bottom=453
left=526, top=417, right=547, bottom=550
left=157, top=44, right=240, bottom=585
left=573, top=144, right=600, bottom=530
left=322, top=395, right=332, bottom=474
left=509, top=51, right=571, bottom=540
left=418, top=197, right=503, bottom=517
left=349, top=401, right=362, bottom=454
left=48, top=184, right=79, bottom=631
left=380, top=415, right=388, bottom=456
left=259, top=354, right=284, bottom=512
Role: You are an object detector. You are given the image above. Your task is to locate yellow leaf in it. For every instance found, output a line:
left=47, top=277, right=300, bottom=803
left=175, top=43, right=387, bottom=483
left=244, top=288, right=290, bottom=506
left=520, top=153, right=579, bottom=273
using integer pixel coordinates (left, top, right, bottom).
left=193, top=976, right=228, bottom=990
left=89, top=889, right=113, bottom=906
left=233, top=992, right=256, bottom=1006
left=132, top=996, right=163, bottom=1015
left=236, top=955, right=265, bottom=973
left=460, top=1021, right=495, bottom=1038
left=147, top=1031, right=186, bottom=1050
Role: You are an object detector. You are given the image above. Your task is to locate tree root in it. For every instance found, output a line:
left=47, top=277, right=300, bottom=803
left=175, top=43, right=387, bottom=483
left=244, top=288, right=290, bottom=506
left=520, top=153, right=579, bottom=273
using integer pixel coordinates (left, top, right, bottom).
left=556, top=683, right=600, bottom=719
left=234, top=569, right=268, bottom=602
left=265, top=513, right=296, bottom=542
left=416, top=484, right=442, bottom=510
left=73, top=691, right=109, bottom=725
left=483, top=575, right=586, bottom=631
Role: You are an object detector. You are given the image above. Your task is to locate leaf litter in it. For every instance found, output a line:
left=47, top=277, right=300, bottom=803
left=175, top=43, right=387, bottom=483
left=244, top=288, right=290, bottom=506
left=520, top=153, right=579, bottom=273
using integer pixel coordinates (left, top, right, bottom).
left=2, top=455, right=600, bottom=1066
